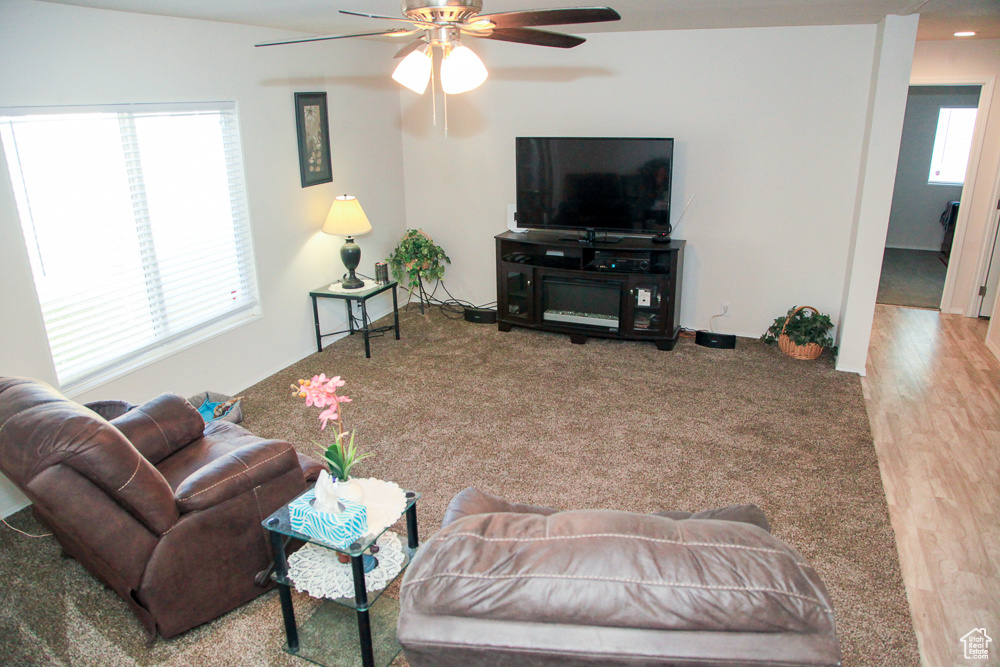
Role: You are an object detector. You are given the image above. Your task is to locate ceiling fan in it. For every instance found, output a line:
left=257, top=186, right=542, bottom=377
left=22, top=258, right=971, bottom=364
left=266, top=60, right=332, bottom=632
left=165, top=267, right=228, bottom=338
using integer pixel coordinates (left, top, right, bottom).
left=256, top=0, right=621, bottom=95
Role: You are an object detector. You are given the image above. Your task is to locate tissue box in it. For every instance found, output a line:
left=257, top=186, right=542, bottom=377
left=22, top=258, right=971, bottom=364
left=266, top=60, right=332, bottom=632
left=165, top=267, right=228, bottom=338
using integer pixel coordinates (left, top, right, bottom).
left=288, top=488, right=368, bottom=550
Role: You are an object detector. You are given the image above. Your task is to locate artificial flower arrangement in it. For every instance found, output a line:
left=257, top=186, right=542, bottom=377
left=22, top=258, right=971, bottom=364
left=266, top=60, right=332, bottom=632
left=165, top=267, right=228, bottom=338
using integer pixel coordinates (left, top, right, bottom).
left=286, top=374, right=371, bottom=546
left=291, top=373, right=372, bottom=483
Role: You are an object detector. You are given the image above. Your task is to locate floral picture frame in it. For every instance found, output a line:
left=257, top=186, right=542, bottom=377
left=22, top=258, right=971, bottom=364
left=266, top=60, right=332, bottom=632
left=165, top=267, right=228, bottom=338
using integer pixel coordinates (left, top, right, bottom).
left=294, top=92, right=332, bottom=188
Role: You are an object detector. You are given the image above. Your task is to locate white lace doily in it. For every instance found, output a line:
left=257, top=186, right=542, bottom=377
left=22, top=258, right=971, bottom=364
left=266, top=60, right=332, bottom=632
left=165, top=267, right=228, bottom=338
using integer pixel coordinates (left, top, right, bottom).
left=354, top=478, right=408, bottom=534
left=287, top=531, right=405, bottom=599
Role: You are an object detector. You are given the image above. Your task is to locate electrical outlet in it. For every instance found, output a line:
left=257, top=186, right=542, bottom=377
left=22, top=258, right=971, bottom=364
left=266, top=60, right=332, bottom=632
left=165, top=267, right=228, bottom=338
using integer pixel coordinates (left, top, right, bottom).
left=721, top=301, right=731, bottom=316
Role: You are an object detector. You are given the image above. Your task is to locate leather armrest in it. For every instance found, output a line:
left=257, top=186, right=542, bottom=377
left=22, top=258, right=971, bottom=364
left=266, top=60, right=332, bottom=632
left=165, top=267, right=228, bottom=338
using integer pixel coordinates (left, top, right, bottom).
left=174, top=439, right=301, bottom=513
left=112, top=394, right=205, bottom=464
left=442, top=487, right=558, bottom=527
left=652, top=505, right=771, bottom=532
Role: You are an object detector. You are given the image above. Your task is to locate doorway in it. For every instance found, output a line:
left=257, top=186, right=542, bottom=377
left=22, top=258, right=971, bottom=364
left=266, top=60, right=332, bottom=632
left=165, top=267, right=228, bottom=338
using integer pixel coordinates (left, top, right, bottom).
left=878, top=85, right=981, bottom=310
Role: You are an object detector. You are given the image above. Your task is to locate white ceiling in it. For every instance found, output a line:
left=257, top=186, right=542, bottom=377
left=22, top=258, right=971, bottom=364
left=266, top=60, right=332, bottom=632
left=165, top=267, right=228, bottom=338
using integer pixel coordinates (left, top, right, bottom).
left=35, top=0, right=1000, bottom=41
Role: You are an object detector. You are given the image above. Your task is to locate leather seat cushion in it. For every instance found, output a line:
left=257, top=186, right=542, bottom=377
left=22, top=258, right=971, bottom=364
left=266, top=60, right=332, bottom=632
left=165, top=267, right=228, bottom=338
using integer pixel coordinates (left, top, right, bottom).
left=403, top=509, right=834, bottom=635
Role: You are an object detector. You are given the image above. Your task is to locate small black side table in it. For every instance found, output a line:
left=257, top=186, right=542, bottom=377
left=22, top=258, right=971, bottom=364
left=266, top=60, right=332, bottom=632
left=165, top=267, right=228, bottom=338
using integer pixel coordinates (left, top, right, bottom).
left=310, top=281, right=400, bottom=358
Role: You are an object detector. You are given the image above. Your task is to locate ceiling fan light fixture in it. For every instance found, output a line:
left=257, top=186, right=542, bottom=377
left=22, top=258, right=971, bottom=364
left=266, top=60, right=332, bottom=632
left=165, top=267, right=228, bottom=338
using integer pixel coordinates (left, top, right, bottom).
left=392, top=44, right=433, bottom=94
left=440, top=43, right=488, bottom=94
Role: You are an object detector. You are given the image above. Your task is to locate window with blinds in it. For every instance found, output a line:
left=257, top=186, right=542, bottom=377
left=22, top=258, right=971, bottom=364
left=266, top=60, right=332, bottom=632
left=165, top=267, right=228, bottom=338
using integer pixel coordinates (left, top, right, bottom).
left=0, top=103, right=260, bottom=392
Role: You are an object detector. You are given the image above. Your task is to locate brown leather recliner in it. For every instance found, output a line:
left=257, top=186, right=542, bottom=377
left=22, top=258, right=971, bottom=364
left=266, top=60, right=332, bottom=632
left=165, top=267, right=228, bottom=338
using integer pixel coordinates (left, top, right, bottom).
left=398, top=487, right=841, bottom=667
left=0, top=376, right=324, bottom=639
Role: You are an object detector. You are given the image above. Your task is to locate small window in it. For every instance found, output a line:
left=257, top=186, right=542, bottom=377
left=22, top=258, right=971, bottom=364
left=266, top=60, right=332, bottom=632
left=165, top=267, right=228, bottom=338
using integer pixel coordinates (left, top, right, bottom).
left=0, top=103, right=260, bottom=392
left=928, top=107, right=977, bottom=185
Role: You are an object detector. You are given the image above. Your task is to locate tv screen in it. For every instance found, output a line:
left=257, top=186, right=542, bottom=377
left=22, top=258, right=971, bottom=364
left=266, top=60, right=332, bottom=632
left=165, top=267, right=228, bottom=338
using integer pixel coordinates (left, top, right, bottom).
left=515, top=137, right=674, bottom=236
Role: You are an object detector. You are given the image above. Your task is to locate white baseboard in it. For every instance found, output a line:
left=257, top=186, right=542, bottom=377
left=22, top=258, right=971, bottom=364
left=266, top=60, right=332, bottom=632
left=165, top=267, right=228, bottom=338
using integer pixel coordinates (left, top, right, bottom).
left=884, top=244, right=941, bottom=252
left=986, top=337, right=1000, bottom=364
left=835, top=360, right=866, bottom=376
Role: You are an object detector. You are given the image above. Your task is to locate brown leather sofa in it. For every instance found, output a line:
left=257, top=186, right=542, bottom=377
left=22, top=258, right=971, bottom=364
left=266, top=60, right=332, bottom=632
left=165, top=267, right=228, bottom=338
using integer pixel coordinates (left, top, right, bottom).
left=398, top=487, right=841, bottom=667
left=0, top=376, right=324, bottom=639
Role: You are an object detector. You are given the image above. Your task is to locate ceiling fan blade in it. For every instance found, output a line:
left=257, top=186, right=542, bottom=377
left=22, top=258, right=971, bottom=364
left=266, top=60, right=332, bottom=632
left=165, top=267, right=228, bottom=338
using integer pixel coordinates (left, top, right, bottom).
left=394, top=38, right=426, bottom=59
left=476, top=7, right=620, bottom=29
left=339, top=9, right=437, bottom=29
left=476, top=27, right=585, bottom=49
left=255, top=28, right=417, bottom=48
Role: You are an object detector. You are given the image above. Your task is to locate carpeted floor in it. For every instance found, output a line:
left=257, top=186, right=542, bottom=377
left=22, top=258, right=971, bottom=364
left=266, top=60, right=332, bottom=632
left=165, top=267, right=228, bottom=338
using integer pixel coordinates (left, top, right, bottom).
left=0, top=306, right=919, bottom=666
left=877, top=247, right=947, bottom=309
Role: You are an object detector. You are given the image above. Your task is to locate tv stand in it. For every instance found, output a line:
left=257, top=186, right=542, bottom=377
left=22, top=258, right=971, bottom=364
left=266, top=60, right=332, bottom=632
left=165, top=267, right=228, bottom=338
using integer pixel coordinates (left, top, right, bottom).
left=496, top=230, right=684, bottom=350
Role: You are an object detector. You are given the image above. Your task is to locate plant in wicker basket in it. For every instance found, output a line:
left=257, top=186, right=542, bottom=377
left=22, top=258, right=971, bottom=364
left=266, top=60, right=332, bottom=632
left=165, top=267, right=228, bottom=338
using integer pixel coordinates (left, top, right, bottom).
left=761, top=306, right=837, bottom=359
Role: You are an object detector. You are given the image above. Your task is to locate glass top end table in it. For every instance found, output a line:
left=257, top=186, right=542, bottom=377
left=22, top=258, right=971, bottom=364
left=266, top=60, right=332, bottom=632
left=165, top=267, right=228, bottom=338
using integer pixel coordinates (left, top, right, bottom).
left=262, top=486, right=420, bottom=667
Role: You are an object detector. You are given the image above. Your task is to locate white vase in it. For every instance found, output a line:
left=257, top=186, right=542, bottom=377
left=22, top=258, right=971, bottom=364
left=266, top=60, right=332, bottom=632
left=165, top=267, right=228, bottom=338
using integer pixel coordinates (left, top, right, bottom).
left=334, top=476, right=365, bottom=504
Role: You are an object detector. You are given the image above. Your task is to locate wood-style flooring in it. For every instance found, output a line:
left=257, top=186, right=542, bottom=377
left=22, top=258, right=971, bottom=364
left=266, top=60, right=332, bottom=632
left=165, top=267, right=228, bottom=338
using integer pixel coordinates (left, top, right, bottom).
left=863, top=304, right=1000, bottom=667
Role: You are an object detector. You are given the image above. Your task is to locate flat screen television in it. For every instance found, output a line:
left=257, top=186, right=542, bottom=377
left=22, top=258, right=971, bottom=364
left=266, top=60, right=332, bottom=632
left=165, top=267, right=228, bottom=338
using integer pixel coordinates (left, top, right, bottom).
left=515, top=136, right=674, bottom=241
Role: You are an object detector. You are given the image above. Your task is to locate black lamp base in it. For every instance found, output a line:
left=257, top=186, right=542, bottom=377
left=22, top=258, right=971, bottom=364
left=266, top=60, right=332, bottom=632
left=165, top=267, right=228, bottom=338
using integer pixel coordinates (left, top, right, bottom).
left=341, top=274, right=365, bottom=289
left=340, top=237, right=364, bottom=289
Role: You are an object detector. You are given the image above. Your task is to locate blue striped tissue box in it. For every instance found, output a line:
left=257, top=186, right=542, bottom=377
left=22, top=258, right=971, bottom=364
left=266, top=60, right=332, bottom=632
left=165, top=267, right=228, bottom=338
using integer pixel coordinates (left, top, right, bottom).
left=288, top=488, right=368, bottom=549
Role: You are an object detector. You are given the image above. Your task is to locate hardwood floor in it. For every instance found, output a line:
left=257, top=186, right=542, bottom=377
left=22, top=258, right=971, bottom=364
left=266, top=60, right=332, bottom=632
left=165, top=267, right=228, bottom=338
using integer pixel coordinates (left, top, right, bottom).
left=863, top=304, right=1000, bottom=667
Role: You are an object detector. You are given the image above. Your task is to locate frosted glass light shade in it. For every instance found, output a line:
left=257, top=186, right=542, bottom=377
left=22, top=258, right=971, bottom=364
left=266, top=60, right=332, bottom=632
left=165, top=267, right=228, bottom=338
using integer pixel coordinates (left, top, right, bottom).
left=322, top=195, right=372, bottom=237
left=440, top=44, right=488, bottom=95
left=392, top=47, right=432, bottom=94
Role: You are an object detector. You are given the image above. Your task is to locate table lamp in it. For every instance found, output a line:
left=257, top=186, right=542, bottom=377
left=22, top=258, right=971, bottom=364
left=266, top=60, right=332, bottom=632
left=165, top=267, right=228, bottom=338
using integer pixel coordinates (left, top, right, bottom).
left=322, top=195, right=372, bottom=289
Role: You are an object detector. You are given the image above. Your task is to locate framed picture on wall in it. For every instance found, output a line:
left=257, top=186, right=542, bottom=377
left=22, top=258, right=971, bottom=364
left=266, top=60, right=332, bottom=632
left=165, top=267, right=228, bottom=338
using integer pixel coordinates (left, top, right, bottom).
left=294, top=92, right=332, bottom=187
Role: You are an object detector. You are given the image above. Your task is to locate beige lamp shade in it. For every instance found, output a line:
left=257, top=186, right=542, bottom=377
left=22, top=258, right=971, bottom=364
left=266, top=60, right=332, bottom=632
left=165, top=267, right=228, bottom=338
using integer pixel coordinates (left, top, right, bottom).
left=322, top=195, right=372, bottom=237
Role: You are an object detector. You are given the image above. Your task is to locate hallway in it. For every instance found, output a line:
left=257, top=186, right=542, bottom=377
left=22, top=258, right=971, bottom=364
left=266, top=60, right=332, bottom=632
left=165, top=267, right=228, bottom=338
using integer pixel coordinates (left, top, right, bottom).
left=863, top=305, right=1000, bottom=666
left=876, top=249, right=948, bottom=310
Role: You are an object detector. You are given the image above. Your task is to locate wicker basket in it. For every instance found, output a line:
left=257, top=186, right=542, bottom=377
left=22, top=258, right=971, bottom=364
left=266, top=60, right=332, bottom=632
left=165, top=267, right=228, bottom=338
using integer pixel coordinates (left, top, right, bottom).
left=777, top=306, right=825, bottom=360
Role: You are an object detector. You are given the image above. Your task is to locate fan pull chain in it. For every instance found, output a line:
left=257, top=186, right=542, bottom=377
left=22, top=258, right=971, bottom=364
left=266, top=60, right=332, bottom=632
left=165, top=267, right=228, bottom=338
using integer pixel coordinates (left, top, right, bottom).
left=430, top=49, right=438, bottom=127
left=443, top=90, right=449, bottom=138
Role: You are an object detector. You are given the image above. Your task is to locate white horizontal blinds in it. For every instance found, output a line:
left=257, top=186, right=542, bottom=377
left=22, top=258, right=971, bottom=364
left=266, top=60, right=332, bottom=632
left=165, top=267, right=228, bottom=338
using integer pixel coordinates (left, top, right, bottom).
left=0, top=103, right=258, bottom=389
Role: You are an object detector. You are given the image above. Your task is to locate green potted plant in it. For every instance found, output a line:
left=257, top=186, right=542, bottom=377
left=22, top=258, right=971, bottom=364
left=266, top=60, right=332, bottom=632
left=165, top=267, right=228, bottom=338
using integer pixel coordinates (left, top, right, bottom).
left=387, top=229, right=450, bottom=313
left=761, top=306, right=837, bottom=359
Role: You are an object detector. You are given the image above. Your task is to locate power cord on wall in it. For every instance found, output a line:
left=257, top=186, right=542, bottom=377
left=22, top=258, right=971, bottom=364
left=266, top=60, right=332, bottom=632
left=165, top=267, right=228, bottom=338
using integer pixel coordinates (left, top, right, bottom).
left=709, top=302, right=730, bottom=333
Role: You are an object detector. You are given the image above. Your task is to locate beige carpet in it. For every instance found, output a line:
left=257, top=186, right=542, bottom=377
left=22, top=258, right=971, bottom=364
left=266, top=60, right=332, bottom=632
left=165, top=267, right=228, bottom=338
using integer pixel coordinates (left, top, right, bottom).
left=0, top=306, right=919, bottom=666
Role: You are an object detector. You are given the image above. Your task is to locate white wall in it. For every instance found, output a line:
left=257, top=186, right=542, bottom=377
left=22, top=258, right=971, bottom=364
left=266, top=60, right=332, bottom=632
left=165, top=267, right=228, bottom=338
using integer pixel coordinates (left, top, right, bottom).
left=835, top=15, right=919, bottom=374
left=398, top=24, right=902, bottom=344
left=0, top=0, right=408, bottom=514
left=911, top=39, right=1000, bottom=317
left=886, top=86, right=981, bottom=250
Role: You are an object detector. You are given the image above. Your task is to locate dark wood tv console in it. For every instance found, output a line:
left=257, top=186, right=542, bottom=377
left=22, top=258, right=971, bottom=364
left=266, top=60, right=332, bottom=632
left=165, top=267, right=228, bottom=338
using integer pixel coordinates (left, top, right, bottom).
left=495, top=231, right=684, bottom=350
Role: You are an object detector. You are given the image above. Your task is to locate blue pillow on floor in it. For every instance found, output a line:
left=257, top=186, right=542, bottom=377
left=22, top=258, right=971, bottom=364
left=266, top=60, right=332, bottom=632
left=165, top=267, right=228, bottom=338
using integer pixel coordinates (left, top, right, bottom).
left=197, top=400, right=223, bottom=422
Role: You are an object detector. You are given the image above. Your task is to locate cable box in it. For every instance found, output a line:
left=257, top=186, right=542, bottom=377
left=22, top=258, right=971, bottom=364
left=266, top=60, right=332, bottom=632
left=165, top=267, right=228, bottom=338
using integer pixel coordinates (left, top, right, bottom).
left=592, top=251, right=651, bottom=273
